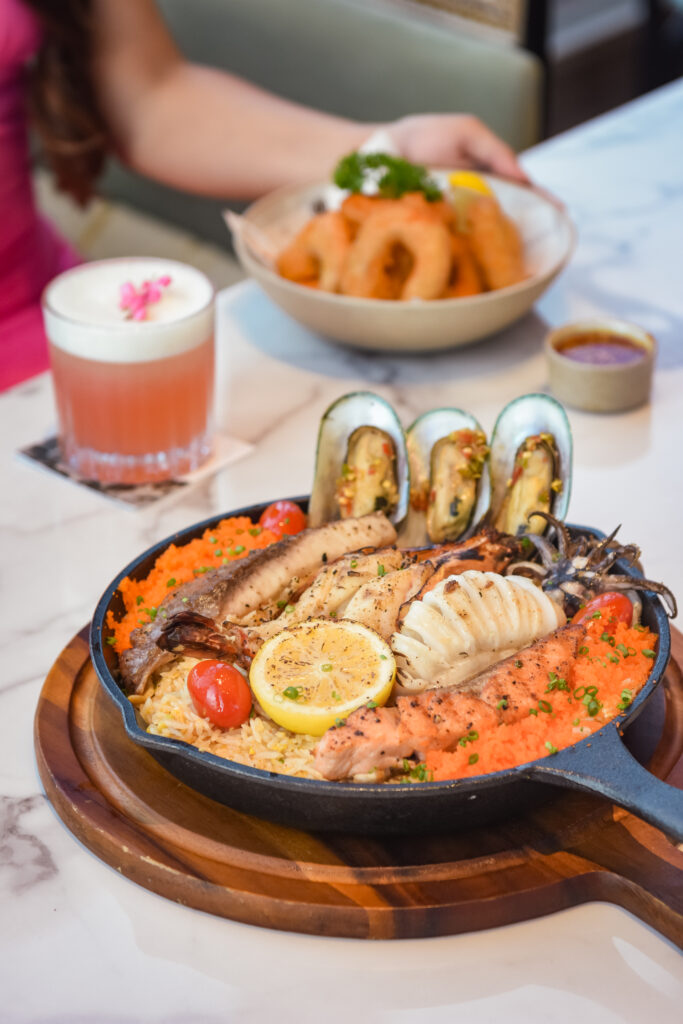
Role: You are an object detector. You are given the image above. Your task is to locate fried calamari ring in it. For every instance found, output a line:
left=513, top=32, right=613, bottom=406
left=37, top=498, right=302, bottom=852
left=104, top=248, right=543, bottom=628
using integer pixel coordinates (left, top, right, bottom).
left=444, top=233, right=484, bottom=298
left=276, top=211, right=353, bottom=292
left=341, top=207, right=452, bottom=301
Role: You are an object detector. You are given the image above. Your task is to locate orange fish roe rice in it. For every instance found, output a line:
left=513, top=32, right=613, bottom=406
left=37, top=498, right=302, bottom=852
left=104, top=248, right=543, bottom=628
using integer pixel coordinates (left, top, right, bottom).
left=425, top=620, right=658, bottom=781
left=107, top=516, right=281, bottom=653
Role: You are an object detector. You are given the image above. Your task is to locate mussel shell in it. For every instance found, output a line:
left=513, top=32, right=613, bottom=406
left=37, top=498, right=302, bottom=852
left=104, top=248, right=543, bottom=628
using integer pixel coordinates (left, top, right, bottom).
left=401, top=408, right=490, bottom=545
left=487, top=393, right=572, bottom=535
left=308, top=391, right=410, bottom=527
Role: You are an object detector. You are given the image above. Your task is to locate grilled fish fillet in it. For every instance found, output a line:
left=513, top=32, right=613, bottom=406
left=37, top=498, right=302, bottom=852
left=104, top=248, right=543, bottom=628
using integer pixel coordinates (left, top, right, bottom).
left=314, top=624, right=584, bottom=779
left=392, top=570, right=566, bottom=692
left=120, top=512, right=396, bottom=692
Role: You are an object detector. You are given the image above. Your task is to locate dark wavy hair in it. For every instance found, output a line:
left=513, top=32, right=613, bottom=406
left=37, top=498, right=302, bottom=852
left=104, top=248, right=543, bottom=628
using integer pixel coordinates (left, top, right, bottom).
left=24, top=0, right=109, bottom=204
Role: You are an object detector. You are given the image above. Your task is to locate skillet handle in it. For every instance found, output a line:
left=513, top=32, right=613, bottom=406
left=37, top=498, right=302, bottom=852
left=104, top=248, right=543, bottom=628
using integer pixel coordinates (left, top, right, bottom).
left=526, top=726, right=683, bottom=844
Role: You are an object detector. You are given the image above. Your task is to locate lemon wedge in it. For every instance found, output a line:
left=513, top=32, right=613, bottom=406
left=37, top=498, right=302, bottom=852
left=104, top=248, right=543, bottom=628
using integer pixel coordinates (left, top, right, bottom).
left=249, top=619, right=396, bottom=736
left=448, top=171, right=493, bottom=196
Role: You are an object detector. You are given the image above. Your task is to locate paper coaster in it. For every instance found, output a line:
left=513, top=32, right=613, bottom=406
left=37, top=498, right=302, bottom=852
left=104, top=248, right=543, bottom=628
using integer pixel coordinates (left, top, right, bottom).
left=18, top=434, right=253, bottom=509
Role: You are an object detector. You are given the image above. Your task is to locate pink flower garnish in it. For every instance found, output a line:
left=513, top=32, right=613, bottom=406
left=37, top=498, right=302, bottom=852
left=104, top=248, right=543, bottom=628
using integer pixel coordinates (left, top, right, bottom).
left=119, top=274, right=172, bottom=320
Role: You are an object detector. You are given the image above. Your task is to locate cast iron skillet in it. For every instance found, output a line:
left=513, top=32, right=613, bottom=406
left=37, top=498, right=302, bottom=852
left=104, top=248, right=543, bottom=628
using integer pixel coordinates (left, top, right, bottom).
left=91, top=498, right=683, bottom=839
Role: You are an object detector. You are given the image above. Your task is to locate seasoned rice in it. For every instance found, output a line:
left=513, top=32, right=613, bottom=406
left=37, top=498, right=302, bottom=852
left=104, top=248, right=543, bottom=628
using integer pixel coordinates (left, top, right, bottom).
left=137, top=658, right=322, bottom=779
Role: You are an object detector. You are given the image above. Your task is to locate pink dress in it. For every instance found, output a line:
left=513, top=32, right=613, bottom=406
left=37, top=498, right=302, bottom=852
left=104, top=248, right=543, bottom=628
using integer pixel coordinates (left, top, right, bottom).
left=0, top=0, right=80, bottom=391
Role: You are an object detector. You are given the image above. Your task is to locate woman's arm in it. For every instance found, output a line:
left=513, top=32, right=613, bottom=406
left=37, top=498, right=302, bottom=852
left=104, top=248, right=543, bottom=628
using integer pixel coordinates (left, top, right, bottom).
left=92, top=0, right=372, bottom=198
left=92, top=0, right=527, bottom=200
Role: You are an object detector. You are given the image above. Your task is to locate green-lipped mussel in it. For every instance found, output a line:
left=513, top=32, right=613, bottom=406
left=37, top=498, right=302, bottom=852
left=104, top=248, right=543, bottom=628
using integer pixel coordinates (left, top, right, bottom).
left=488, top=394, right=572, bottom=536
left=403, top=408, right=490, bottom=545
left=308, top=392, right=410, bottom=528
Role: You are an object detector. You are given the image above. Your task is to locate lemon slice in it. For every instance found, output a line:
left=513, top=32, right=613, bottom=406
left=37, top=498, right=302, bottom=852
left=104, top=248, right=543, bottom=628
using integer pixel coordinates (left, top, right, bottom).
left=249, top=619, right=396, bottom=736
left=448, top=171, right=493, bottom=196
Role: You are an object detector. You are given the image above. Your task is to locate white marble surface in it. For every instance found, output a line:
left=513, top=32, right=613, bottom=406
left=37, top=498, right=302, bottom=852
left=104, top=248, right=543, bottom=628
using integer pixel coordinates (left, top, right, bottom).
left=3, top=81, right=683, bottom=1020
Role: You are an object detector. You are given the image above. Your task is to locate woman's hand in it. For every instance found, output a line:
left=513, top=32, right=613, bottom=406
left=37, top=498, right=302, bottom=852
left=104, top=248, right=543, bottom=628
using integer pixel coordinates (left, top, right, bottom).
left=384, top=114, right=530, bottom=184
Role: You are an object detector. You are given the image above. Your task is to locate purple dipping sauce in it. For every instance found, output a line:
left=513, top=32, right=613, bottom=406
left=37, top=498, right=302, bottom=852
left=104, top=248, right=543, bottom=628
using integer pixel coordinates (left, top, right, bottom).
left=556, top=332, right=646, bottom=365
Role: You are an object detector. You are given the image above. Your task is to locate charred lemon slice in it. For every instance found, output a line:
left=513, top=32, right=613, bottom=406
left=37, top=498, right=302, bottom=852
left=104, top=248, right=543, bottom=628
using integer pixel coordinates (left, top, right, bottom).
left=448, top=171, right=493, bottom=195
left=249, top=619, right=395, bottom=736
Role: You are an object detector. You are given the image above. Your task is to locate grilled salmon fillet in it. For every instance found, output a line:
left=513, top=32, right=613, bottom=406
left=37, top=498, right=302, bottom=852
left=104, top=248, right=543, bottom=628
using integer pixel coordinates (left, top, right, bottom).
left=314, top=624, right=585, bottom=780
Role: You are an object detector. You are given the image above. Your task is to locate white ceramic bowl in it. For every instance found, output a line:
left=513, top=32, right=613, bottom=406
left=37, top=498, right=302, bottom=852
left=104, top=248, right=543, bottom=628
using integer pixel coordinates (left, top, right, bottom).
left=232, top=174, right=575, bottom=353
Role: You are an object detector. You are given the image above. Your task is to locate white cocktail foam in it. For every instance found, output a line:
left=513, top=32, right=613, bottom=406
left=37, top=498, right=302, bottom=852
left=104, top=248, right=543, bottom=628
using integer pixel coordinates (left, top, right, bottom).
left=43, top=258, right=214, bottom=363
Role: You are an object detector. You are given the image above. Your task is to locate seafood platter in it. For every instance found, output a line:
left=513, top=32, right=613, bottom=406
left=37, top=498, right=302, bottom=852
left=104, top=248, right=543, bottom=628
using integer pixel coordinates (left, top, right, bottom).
left=231, top=153, right=575, bottom=351
left=91, top=392, right=682, bottom=837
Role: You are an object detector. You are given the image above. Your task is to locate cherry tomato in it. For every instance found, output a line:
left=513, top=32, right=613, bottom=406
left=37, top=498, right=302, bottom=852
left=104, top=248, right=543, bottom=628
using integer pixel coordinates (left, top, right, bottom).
left=187, top=660, right=252, bottom=729
left=259, top=500, right=307, bottom=536
left=571, top=592, right=634, bottom=631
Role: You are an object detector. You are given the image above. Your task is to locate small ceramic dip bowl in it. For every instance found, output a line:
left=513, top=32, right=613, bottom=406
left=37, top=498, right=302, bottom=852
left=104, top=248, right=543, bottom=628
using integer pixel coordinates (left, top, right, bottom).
left=545, top=318, right=656, bottom=412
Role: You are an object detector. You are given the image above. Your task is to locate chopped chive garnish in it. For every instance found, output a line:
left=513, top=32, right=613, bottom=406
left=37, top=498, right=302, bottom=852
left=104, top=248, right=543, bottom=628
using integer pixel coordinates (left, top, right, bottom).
left=591, top=611, right=602, bottom=619
left=105, top=636, right=117, bottom=646
left=529, top=708, right=539, bottom=716
left=249, top=527, right=262, bottom=537
left=166, top=578, right=177, bottom=588
left=213, top=549, right=222, bottom=557
left=283, top=686, right=302, bottom=701
left=209, top=536, right=217, bottom=544
left=617, top=688, right=633, bottom=711
left=350, top=559, right=358, bottom=568
left=538, top=699, right=552, bottom=713
left=380, top=654, right=388, bottom=660
left=545, top=741, right=558, bottom=755
left=233, top=545, right=245, bottom=555
left=377, top=564, right=386, bottom=577
left=284, top=604, right=295, bottom=614
left=276, top=599, right=287, bottom=609
left=182, top=597, right=189, bottom=604
left=468, top=753, right=479, bottom=766
left=514, top=659, right=522, bottom=669
left=334, top=717, right=346, bottom=727
left=321, top=663, right=333, bottom=672
left=136, top=595, right=144, bottom=606
left=366, top=700, right=378, bottom=709
left=496, top=698, right=508, bottom=710
left=578, top=646, right=589, bottom=655
left=642, top=649, right=656, bottom=659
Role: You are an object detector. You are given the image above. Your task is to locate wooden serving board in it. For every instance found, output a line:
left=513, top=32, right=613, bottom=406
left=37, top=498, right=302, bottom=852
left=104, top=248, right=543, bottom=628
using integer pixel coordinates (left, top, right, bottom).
left=35, top=628, right=683, bottom=944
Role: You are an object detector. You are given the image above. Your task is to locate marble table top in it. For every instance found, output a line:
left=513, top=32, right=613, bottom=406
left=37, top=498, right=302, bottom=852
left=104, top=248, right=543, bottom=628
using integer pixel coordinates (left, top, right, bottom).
left=3, top=80, right=683, bottom=1022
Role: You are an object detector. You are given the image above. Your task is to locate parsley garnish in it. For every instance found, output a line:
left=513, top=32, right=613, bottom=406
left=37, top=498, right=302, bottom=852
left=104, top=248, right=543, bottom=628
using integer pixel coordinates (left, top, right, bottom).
left=333, top=151, right=442, bottom=201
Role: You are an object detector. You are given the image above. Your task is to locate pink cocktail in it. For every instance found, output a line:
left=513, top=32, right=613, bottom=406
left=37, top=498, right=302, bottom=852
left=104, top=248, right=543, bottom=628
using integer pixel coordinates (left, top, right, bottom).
left=43, top=258, right=215, bottom=484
